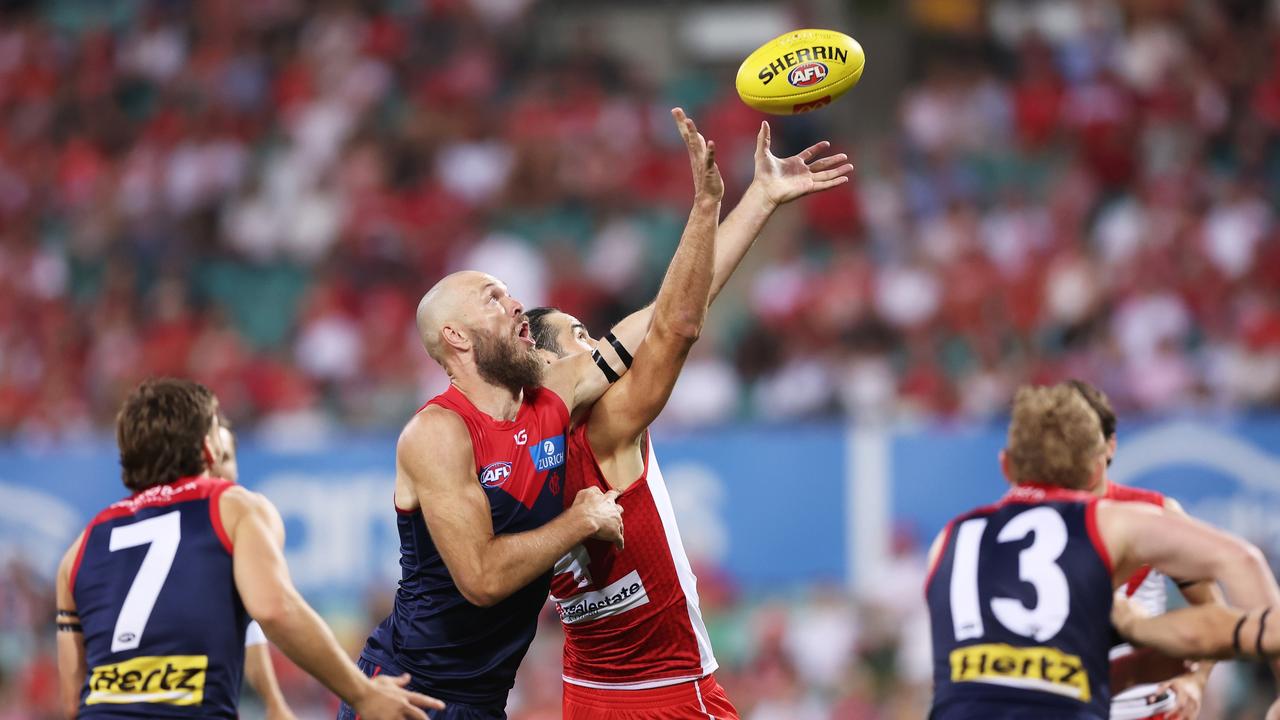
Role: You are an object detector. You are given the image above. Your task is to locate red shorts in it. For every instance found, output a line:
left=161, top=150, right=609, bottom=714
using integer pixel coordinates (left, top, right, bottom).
left=562, top=674, right=739, bottom=720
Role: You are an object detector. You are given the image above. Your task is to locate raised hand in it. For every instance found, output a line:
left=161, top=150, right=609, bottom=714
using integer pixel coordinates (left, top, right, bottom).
left=752, top=120, right=853, bottom=208
left=672, top=107, right=724, bottom=202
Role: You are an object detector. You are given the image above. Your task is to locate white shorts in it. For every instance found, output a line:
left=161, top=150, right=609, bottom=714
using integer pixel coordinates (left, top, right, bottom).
left=1111, top=685, right=1177, bottom=720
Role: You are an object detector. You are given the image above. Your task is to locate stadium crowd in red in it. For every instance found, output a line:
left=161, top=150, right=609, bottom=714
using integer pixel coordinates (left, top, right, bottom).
left=3, top=3, right=1280, bottom=718
left=1, top=0, right=1279, bottom=441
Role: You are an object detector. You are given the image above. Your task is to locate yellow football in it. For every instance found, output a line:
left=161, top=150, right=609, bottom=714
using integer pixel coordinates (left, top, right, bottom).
left=735, top=29, right=865, bottom=115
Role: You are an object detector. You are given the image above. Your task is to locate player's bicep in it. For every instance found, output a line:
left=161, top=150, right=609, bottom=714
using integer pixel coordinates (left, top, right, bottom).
left=229, top=492, right=298, bottom=623
left=1107, top=502, right=1258, bottom=589
left=400, top=411, right=492, bottom=589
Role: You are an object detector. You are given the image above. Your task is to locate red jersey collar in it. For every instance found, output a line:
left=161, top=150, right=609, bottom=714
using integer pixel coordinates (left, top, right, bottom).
left=1002, top=482, right=1097, bottom=505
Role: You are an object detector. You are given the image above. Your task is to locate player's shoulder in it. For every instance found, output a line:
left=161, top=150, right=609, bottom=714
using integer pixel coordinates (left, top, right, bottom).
left=217, top=485, right=278, bottom=529
left=404, top=404, right=470, bottom=440
left=1105, top=482, right=1166, bottom=507
left=398, top=404, right=474, bottom=466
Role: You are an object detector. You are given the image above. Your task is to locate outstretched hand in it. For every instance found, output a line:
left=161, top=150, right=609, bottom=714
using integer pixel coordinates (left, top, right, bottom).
left=752, top=120, right=854, bottom=208
left=672, top=107, right=724, bottom=202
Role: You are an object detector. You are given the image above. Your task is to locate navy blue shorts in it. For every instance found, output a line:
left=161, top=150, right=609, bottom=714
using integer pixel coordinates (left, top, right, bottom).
left=336, top=656, right=506, bottom=720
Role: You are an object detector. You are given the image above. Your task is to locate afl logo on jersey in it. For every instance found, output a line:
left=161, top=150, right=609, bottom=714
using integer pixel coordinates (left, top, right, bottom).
left=480, top=462, right=513, bottom=488
left=529, top=435, right=566, bottom=471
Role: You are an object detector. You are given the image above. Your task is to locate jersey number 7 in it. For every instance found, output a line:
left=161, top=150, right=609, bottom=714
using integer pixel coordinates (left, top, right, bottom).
left=949, top=506, right=1071, bottom=643
left=108, top=511, right=182, bottom=653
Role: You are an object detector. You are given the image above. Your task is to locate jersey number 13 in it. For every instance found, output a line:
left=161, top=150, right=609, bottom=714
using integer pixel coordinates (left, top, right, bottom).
left=949, top=506, right=1070, bottom=643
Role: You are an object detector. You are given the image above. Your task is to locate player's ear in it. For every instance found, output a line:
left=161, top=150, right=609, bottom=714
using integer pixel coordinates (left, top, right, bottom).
left=201, top=434, right=217, bottom=473
left=441, top=323, right=470, bottom=353
left=998, top=450, right=1015, bottom=486
left=1088, top=454, right=1107, bottom=492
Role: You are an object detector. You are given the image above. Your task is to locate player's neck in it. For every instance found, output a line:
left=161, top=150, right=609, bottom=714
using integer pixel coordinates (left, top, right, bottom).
left=451, top=375, right=523, bottom=421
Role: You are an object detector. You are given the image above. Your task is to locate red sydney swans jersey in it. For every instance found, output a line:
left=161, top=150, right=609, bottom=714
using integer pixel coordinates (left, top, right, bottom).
left=1104, top=482, right=1173, bottom=714
left=549, top=424, right=717, bottom=689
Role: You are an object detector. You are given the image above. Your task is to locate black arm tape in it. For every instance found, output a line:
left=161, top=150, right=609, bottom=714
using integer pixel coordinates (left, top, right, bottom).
left=56, top=609, right=78, bottom=618
left=604, top=332, right=634, bottom=369
left=592, top=349, right=620, bottom=383
left=1257, top=607, right=1272, bottom=658
left=1233, top=611, right=1250, bottom=655
left=56, top=622, right=83, bottom=633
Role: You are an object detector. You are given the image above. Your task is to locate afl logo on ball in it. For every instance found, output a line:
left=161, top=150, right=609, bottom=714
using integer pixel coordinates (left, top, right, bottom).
left=480, top=462, right=512, bottom=488
left=788, top=62, right=828, bottom=87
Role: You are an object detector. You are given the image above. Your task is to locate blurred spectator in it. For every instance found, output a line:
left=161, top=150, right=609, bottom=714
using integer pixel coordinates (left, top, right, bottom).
left=0, top=0, right=1277, bottom=440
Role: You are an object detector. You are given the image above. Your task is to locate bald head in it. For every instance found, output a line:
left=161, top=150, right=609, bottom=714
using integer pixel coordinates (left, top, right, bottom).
left=416, top=270, right=527, bottom=366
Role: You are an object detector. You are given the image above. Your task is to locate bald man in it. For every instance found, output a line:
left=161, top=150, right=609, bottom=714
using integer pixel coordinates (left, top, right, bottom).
left=342, top=108, right=724, bottom=720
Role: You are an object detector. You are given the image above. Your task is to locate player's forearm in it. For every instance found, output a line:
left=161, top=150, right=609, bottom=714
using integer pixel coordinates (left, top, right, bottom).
left=56, top=630, right=86, bottom=719
left=256, top=596, right=372, bottom=708
left=650, top=194, right=720, bottom=342
left=709, top=182, right=774, bottom=305
left=1180, top=580, right=1223, bottom=680
left=471, top=508, right=597, bottom=606
left=1122, top=605, right=1241, bottom=660
left=604, top=184, right=766, bottom=355
left=245, top=644, right=291, bottom=716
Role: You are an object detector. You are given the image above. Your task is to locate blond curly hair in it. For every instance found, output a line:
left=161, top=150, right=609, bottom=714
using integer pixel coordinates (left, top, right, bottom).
left=1005, top=384, right=1106, bottom=490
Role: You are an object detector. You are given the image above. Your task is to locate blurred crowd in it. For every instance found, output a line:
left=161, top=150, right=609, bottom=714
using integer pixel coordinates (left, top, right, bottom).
left=1, top=0, right=1280, bottom=440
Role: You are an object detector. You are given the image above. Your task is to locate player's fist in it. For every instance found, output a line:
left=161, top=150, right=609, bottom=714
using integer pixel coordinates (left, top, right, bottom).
left=573, top=487, right=625, bottom=550
left=354, top=673, right=445, bottom=720
left=1111, top=591, right=1148, bottom=639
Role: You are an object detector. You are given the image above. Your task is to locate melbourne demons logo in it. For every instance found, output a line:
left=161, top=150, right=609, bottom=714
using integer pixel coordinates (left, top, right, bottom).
left=788, top=62, right=827, bottom=87
left=479, top=462, right=512, bottom=488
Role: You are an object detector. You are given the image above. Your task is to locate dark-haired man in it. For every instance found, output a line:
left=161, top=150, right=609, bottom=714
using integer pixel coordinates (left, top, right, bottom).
left=346, top=107, right=747, bottom=720
left=1070, top=379, right=1280, bottom=720
left=55, top=378, right=442, bottom=720
left=529, top=115, right=852, bottom=718
left=925, top=383, right=1280, bottom=720
left=1068, top=380, right=1217, bottom=720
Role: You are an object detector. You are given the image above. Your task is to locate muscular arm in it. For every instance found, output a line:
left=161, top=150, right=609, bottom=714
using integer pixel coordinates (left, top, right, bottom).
left=401, top=408, right=617, bottom=607
left=55, top=533, right=86, bottom=720
left=223, top=487, right=440, bottom=715
left=587, top=141, right=721, bottom=451
left=1099, top=500, right=1280, bottom=608
left=1159, top=497, right=1223, bottom=688
left=595, top=182, right=775, bottom=357
left=543, top=113, right=852, bottom=417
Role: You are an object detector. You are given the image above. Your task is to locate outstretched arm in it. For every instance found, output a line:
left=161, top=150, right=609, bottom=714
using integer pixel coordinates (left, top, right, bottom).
left=400, top=407, right=625, bottom=606
left=585, top=110, right=722, bottom=449
left=605, top=115, right=854, bottom=347
left=546, top=112, right=856, bottom=416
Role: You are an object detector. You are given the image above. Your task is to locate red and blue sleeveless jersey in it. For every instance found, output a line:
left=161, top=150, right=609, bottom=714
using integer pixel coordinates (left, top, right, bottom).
left=71, top=476, right=249, bottom=718
left=926, top=484, right=1114, bottom=720
left=361, top=384, right=570, bottom=707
